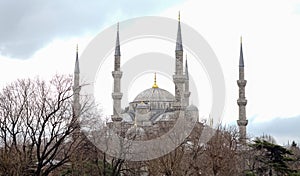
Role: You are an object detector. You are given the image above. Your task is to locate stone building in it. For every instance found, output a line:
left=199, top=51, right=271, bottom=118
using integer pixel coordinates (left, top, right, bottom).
left=108, top=14, right=199, bottom=139
left=73, top=14, right=247, bottom=143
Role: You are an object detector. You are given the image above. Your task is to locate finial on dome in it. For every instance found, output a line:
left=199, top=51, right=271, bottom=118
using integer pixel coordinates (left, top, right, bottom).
left=152, top=72, right=158, bottom=88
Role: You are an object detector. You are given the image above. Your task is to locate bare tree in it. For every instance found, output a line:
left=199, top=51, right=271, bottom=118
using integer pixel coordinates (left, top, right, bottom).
left=72, top=108, right=130, bottom=176
left=197, top=126, right=240, bottom=176
left=145, top=124, right=241, bottom=176
left=289, top=142, right=300, bottom=173
left=0, top=75, right=87, bottom=176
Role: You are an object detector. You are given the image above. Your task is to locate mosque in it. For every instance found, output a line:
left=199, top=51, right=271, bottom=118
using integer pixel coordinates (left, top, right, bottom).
left=108, top=14, right=200, bottom=139
left=73, top=14, right=248, bottom=142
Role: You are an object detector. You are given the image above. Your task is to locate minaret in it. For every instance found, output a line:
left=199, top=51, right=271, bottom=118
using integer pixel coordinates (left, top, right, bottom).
left=73, top=45, right=81, bottom=135
left=173, top=12, right=185, bottom=110
left=111, top=23, right=123, bottom=122
left=237, top=37, right=248, bottom=144
left=184, top=56, right=191, bottom=107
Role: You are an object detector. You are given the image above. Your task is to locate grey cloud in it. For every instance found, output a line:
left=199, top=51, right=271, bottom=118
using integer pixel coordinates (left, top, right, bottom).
left=248, top=115, right=300, bottom=144
left=0, top=0, right=182, bottom=59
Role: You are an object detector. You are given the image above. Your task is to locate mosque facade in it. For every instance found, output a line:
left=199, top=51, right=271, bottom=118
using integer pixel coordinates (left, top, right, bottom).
left=73, top=14, right=248, bottom=142
left=108, top=15, right=199, bottom=139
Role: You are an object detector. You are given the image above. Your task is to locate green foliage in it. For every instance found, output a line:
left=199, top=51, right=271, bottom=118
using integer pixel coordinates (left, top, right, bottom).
left=245, top=171, right=256, bottom=176
left=290, top=171, right=300, bottom=176
left=250, top=139, right=296, bottom=175
left=292, top=141, right=297, bottom=147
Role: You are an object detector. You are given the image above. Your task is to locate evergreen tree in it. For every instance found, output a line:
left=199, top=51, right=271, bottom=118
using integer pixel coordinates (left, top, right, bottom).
left=249, top=139, right=295, bottom=175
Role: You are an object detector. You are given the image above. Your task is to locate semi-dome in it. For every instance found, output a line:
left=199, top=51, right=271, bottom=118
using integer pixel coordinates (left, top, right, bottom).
left=126, top=125, right=146, bottom=140
left=133, top=87, right=175, bottom=103
left=186, top=104, right=198, bottom=111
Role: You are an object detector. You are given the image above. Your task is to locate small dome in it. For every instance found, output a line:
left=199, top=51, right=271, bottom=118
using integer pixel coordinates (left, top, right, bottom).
left=155, top=112, right=176, bottom=122
left=126, top=125, right=146, bottom=140
left=133, top=87, right=175, bottom=103
left=121, top=113, right=133, bottom=122
left=136, top=102, right=149, bottom=109
left=186, top=104, right=198, bottom=111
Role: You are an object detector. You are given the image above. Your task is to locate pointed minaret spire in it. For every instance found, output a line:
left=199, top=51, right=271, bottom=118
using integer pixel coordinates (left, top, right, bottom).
left=239, top=36, right=244, bottom=68
left=74, top=44, right=80, bottom=74
left=73, top=44, right=81, bottom=138
left=115, top=22, right=121, bottom=56
left=237, top=37, right=248, bottom=144
left=111, top=22, right=123, bottom=122
left=173, top=12, right=185, bottom=110
left=176, top=11, right=183, bottom=51
left=184, top=55, right=191, bottom=107
left=185, top=54, right=189, bottom=80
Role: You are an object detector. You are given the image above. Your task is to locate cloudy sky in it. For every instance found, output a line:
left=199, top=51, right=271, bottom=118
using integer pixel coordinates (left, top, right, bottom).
left=0, top=0, right=300, bottom=145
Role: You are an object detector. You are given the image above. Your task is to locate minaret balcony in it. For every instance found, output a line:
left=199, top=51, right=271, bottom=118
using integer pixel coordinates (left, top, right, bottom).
left=112, top=92, right=123, bottom=99
left=72, top=85, right=81, bottom=92
left=111, top=115, right=122, bottom=122
left=112, top=71, right=123, bottom=78
left=237, top=99, right=247, bottom=106
left=175, top=50, right=183, bottom=55
left=237, top=119, right=248, bottom=126
left=184, top=92, right=191, bottom=97
left=237, top=80, right=247, bottom=86
left=173, top=75, right=185, bottom=83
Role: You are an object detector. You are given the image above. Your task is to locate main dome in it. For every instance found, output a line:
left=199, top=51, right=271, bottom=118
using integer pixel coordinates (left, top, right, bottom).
left=133, top=87, right=175, bottom=102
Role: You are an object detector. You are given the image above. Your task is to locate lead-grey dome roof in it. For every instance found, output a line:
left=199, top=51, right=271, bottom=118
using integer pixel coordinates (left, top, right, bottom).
left=133, top=87, right=175, bottom=102
left=126, top=125, right=146, bottom=140
left=186, top=104, right=198, bottom=111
